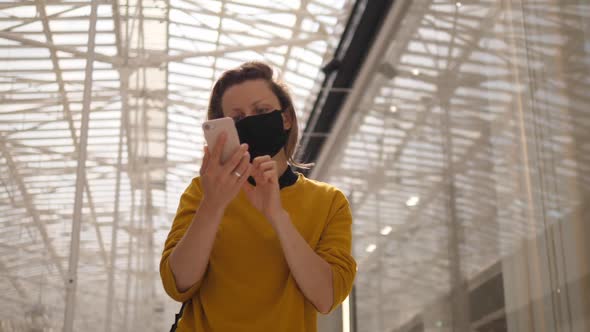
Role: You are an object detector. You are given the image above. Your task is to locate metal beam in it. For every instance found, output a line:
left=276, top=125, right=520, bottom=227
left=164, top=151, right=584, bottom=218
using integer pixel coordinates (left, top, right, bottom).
left=104, top=0, right=127, bottom=330
left=137, top=2, right=157, bottom=327
left=0, top=21, right=328, bottom=68
left=104, top=72, right=125, bottom=332
left=162, top=35, right=327, bottom=63
left=0, top=30, right=124, bottom=66
left=63, top=0, right=99, bottom=330
left=0, top=1, right=109, bottom=9
left=122, top=186, right=136, bottom=331
left=0, top=139, right=66, bottom=280
left=278, top=0, right=309, bottom=78
left=35, top=0, right=110, bottom=273
left=0, top=259, right=31, bottom=301
left=3, top=4, right=85, bottom=32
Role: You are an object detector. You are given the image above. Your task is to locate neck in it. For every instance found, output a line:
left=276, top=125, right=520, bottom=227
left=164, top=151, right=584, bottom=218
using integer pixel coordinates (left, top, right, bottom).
left=272, top=149, right=289, bottom=176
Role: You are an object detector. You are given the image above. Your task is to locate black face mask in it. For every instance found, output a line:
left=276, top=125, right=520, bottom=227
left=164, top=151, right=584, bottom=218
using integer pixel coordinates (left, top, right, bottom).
left=235, top=109, right=290, bottom=162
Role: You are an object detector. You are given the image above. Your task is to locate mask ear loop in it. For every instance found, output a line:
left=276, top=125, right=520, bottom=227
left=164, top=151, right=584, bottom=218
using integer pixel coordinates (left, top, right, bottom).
left=279, top=109, right=292, bottom=158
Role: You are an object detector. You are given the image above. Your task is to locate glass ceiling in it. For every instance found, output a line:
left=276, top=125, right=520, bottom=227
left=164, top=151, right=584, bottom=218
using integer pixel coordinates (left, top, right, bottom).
left=0, top=0, right=353, bottom=330
left=4, top=0, right=589, bottom=331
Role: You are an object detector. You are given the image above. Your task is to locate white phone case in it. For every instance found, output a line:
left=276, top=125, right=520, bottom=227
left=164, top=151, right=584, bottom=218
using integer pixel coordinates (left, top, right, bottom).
left=202, top=117, right=241, bottom=163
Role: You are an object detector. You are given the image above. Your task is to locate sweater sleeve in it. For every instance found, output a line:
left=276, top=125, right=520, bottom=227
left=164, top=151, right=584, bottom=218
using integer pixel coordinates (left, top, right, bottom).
left=315, top=189, right=357, bottom=313
left=159, top=178, right=203, bottom=302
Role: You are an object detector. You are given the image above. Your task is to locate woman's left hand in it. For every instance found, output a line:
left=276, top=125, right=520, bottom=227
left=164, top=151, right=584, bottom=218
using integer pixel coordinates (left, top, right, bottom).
left=242, top=155, right=285, bottom=224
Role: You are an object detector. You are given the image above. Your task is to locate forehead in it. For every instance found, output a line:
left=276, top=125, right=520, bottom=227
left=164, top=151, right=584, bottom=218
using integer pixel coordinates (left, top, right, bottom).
left=221, top=79, right=280, bottom=112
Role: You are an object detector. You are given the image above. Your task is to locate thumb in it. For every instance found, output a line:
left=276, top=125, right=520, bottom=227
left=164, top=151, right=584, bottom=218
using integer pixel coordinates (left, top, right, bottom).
left=200, top=145, right=210, bottom=175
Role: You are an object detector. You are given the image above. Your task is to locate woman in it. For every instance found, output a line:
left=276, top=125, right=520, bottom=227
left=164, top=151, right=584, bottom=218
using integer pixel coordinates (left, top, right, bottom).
left=160, top=61, right=356, bottom=332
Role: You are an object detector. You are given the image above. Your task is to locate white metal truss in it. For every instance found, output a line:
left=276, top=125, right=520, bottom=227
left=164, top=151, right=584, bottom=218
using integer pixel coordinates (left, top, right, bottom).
left=0, top=0, right=354, bottom=331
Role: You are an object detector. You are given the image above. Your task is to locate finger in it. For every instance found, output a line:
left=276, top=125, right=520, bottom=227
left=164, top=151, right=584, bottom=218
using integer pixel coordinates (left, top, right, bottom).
left=250, top=163, right=265, bottom=181
left=200, top=145, right=210, bottom=175
left=251, top=158, right=270, bottom=181
left=229, top=154, right=250, bottom=184
left=256, top=162, right=276, bottom=181
left=232, top=152, right=251, bottom=179
left=237, top=163, right=253, bottom=186
left=222, top=143, right=249, bottom=174
left=252, top=155, right=272, bottom=169
left=262, top=169, right=277, bottom=184
left=211, top=132, right=227, bottom=164
left=258, top=160, right=276, bottom=172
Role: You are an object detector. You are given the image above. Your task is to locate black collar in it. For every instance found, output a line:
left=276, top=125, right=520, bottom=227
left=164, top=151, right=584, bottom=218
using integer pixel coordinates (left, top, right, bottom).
left=247, top=165, right=299, bottom=188
left=279, top=165, right=298, bottom=189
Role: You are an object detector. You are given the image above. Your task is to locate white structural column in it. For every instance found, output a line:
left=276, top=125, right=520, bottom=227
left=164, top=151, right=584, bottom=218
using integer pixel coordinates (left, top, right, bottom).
left=104, top=67, right=127, bottom=332
left=104, top=0, right=128, bottom=330
left=63, top=1, right=99, bottom=331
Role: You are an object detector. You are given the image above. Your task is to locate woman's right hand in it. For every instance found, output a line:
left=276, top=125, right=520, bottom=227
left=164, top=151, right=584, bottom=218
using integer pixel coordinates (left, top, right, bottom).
left=199, top=132, right=252, bottom=211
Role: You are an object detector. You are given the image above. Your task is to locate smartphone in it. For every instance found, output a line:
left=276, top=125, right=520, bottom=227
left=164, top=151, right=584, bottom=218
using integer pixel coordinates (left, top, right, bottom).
left=202, top=117, right=241, bottom=163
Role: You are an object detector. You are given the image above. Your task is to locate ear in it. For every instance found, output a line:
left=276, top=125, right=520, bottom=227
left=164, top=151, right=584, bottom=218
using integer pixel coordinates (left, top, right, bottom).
left=282, top=109, right=293, bottom=130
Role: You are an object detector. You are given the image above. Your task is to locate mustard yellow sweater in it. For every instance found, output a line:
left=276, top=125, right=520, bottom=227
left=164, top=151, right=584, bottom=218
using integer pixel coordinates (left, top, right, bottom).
left=160, top=173, right=356, bottom=332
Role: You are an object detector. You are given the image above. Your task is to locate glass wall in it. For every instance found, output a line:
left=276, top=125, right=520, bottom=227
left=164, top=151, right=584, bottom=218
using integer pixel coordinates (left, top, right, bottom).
left=322, top=0, right=590, bottom=331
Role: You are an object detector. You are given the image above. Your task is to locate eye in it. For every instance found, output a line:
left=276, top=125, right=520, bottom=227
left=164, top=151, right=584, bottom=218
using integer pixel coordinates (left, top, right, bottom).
left=256, top=107, right=273, bottom=114
left=232, top=114, right=245, bottom=122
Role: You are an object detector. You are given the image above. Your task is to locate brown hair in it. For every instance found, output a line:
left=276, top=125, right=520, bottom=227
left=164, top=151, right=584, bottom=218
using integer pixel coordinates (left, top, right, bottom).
left=207, top=61, right=313, bottom=169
